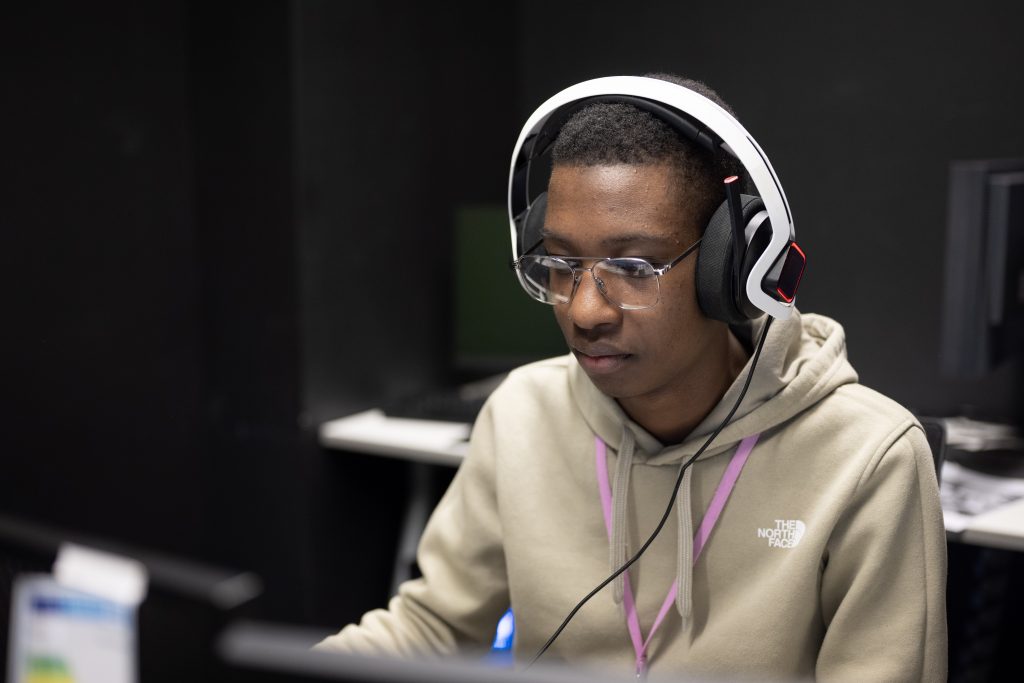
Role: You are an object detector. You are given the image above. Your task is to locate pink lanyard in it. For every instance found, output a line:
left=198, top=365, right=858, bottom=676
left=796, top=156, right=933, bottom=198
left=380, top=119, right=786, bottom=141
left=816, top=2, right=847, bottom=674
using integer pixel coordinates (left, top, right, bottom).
left=595, top=433, right=760, bottom=678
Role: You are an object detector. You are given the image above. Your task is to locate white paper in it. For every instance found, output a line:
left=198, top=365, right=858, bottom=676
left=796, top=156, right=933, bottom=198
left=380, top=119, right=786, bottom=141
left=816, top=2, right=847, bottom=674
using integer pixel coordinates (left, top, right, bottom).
left=941, top=461, right=1024, bottom=532
left=53, top=543, right=148, bottom=607
left=8, top=573, right=136, bottom=683
left=942, top=416, right=1024, bottom=452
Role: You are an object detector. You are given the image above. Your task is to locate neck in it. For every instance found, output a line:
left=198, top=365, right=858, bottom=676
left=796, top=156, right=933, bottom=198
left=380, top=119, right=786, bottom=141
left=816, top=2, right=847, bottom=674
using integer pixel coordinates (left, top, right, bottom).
left=619, top=329, right=749, bottom=444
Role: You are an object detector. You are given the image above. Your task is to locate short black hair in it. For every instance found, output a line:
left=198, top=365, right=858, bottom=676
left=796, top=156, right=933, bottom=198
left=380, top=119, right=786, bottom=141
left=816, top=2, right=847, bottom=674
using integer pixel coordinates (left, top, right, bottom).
left=549, top=72, right=744, bottom=235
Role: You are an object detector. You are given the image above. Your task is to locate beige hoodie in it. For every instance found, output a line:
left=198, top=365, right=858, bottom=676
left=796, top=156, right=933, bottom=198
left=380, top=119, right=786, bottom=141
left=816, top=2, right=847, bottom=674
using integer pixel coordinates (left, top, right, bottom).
left=317, top=310, right=948, bottom=682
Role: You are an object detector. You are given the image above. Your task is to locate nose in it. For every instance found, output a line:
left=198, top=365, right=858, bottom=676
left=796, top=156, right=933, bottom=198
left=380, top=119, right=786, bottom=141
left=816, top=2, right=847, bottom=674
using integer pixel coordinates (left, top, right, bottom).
left=568, top=268, right=621, bottom=331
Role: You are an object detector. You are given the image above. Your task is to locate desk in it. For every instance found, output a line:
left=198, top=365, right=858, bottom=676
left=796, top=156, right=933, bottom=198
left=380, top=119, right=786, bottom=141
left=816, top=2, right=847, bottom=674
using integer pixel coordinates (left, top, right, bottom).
left=319, top=409, right=469, bottom=468
left=942, top=460, right=1024, bottom=553
left=318, top=412, right=1024, bottom=552
left=318, top=410, right=468, bottom=593
left=952, top=498, right=1024, bottom=552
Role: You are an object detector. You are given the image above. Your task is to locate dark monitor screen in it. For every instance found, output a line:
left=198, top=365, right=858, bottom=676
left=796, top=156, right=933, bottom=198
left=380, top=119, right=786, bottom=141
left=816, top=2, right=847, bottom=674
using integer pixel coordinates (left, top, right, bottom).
left=940, top=157, right=1024, bottom=380
left=452, top=204, right=567, bottom=380
left=0, top=514, right=263, bottom=683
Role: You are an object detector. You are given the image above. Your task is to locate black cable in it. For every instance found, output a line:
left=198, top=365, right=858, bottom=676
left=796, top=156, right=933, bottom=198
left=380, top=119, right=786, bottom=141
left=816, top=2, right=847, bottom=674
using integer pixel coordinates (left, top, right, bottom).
left=527, top=317, right=774, bottom=668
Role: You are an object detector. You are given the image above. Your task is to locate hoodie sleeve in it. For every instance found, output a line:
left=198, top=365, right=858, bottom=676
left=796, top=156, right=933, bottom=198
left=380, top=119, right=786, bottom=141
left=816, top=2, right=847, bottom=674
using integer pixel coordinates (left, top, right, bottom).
left=314, top=400, right=510, bottom=657
left=817, top=421, right=948, bottom=682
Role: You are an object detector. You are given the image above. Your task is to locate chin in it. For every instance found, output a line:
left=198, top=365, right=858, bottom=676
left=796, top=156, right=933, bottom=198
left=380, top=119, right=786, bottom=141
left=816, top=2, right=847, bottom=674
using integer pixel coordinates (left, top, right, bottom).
left=580, top=367, right=644, bottom=400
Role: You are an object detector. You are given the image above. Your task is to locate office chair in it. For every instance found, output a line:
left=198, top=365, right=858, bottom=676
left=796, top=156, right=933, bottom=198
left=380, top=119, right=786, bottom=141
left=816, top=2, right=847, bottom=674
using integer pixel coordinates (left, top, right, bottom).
left=915, top=415, right=947, bottom=485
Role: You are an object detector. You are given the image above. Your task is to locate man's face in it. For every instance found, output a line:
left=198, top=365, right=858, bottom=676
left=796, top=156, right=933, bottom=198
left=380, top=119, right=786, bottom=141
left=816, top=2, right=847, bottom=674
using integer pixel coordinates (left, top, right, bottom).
left=543, top=163, right=722, bottom=403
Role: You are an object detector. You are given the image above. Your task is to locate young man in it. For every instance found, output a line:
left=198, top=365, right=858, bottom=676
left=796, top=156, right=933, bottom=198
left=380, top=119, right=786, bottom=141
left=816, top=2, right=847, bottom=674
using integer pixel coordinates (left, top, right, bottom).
left=317, top=74, right=947, bottom=681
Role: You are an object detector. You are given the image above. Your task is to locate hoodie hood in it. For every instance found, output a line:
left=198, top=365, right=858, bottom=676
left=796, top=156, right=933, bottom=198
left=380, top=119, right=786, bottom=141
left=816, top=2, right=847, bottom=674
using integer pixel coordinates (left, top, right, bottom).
left=567, top=309, right=858, bottom=621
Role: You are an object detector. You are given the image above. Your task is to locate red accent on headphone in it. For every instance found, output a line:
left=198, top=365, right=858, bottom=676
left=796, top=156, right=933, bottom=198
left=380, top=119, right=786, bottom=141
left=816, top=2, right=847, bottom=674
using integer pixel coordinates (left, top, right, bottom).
left=775, top=241, right=806, bottom=303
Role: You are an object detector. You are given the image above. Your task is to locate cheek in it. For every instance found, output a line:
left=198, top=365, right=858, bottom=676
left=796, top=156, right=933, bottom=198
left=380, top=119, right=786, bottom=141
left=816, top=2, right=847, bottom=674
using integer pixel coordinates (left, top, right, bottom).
left=659, top=274, right=702, bottom=324
left=648, top=277, right=713, bottom=346
left=552, top=307, right=572, bottom=338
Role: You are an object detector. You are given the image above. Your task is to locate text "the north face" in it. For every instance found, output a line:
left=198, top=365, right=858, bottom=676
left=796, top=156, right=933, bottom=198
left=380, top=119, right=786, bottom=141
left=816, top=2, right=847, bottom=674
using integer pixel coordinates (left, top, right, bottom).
left=757, top=519, right=806, bottom=548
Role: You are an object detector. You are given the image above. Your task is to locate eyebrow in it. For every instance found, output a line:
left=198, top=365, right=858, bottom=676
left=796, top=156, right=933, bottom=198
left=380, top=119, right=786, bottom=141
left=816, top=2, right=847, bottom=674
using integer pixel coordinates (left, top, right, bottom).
left=539, top=228, right=680, bottom=250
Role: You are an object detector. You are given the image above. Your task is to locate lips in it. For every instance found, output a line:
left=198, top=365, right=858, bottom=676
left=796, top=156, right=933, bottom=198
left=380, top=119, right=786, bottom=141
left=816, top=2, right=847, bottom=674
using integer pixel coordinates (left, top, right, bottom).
left=572, top=345, right=633, bottom=374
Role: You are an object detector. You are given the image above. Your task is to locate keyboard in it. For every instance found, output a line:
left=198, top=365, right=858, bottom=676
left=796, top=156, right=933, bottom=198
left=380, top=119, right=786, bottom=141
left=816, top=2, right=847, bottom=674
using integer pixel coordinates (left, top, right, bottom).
left=381, top=373, right=508, bottom=424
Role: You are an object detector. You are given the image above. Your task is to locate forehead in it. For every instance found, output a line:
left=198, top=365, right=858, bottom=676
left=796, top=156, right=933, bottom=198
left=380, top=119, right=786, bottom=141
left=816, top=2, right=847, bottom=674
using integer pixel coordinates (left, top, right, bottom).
left=544, top=163, right=700, bottom=247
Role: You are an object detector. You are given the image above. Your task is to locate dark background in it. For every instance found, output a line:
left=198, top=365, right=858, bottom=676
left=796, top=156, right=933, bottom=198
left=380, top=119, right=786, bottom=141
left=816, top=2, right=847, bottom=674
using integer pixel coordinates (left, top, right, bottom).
left=2, top=0, right=1022, bottom=679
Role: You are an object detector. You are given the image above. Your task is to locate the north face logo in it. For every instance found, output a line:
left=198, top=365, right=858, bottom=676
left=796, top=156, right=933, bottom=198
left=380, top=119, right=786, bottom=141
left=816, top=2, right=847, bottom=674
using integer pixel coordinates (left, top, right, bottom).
left=757, top=519, right=806, bottom=548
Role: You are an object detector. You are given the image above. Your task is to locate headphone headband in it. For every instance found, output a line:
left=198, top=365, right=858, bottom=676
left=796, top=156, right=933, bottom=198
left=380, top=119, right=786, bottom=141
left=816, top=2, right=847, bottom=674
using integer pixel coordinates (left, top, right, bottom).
left=507, top=76, right=797, bottom=320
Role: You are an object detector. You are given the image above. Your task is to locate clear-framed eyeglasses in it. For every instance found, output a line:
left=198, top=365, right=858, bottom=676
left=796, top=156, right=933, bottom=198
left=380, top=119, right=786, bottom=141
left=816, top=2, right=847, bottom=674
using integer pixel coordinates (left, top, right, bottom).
left=510, top=237, right=702, bottom=311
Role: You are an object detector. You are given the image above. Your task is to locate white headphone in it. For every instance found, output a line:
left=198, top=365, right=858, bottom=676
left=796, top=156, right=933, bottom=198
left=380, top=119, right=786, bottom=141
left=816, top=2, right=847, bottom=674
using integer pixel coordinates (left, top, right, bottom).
left=507, top=76, right=805, bottom=321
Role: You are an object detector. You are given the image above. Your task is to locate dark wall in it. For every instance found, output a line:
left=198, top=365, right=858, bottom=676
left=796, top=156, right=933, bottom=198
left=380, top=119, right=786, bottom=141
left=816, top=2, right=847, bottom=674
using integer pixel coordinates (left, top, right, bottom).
left=291, top=1, right=516, bottom=626
left=1, top=0, right=324, bottom=623
left=293, top=1, right=518, bottom=425
left=2, top=2, right=207, bottom=557
left=186, top=0, right=315, bottom=623
left=514, top=0, right=1024, bottom=424
left=0, top=0, right=517, bottom=634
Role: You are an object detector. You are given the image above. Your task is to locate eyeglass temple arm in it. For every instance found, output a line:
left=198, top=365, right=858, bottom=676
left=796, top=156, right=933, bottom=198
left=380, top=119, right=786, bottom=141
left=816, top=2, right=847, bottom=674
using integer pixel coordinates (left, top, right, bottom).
left=510, top=238, right=546, bottom=269
left=659, top=237, right=703, bottom=273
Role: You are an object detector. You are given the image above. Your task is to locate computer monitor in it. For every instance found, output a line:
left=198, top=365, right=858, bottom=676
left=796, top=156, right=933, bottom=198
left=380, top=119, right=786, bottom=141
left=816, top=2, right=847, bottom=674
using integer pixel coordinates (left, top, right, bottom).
left=0, top=514, right=263, bottom=683
left=940, top=157, right=1024, bottom=379
left=216, top=618, right=752, bottom=683
left=452, top=204, right=567, bottom=380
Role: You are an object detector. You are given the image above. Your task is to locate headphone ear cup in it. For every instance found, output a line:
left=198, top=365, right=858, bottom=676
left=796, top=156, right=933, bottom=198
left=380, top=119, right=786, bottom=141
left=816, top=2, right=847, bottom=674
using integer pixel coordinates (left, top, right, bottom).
left=519, top=191, right=548, bottom=254
left=695, top=194, right=766, bottom=324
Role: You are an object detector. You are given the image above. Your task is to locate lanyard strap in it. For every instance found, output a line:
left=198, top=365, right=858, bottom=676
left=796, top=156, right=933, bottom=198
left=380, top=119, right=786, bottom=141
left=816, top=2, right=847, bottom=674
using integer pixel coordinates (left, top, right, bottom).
left=595, top=433, right=760, bottom=677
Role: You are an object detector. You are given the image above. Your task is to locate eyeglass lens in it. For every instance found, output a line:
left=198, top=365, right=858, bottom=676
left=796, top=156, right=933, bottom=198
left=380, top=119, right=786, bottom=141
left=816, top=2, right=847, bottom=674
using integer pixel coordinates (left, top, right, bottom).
left=518, top=256, right=660, bottom=309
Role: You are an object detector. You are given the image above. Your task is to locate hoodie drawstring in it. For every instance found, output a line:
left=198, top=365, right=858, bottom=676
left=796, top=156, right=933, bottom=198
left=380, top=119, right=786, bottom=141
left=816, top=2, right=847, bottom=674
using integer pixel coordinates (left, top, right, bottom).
left=610, top=426, right=635, bottom=604
left=676, top=464, right=695, bottom=621
left=596, top=432, right=761, bottom=677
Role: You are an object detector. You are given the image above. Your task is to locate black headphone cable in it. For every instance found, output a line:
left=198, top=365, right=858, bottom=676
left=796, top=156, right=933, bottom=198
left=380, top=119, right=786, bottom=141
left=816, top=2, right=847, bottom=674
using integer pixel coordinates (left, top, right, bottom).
left=527, top=316, right=774, bottom=669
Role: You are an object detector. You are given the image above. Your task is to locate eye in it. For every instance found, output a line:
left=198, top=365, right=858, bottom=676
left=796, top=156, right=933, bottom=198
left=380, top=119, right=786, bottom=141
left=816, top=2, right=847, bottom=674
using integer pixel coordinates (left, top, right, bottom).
left=602, top=259, right=656, bottom=278
left=535, top=255, right=570, bottom=269
left=551, top=256, right=583, bottom=269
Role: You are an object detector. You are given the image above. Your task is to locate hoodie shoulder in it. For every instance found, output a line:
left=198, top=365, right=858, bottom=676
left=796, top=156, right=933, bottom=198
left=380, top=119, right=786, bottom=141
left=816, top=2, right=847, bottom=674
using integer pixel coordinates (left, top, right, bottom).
left=798, top=314, right=919, bottom=432
left=827, top=382, right=922, bottom=437
left=482, top=354, right=575, bottom=415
